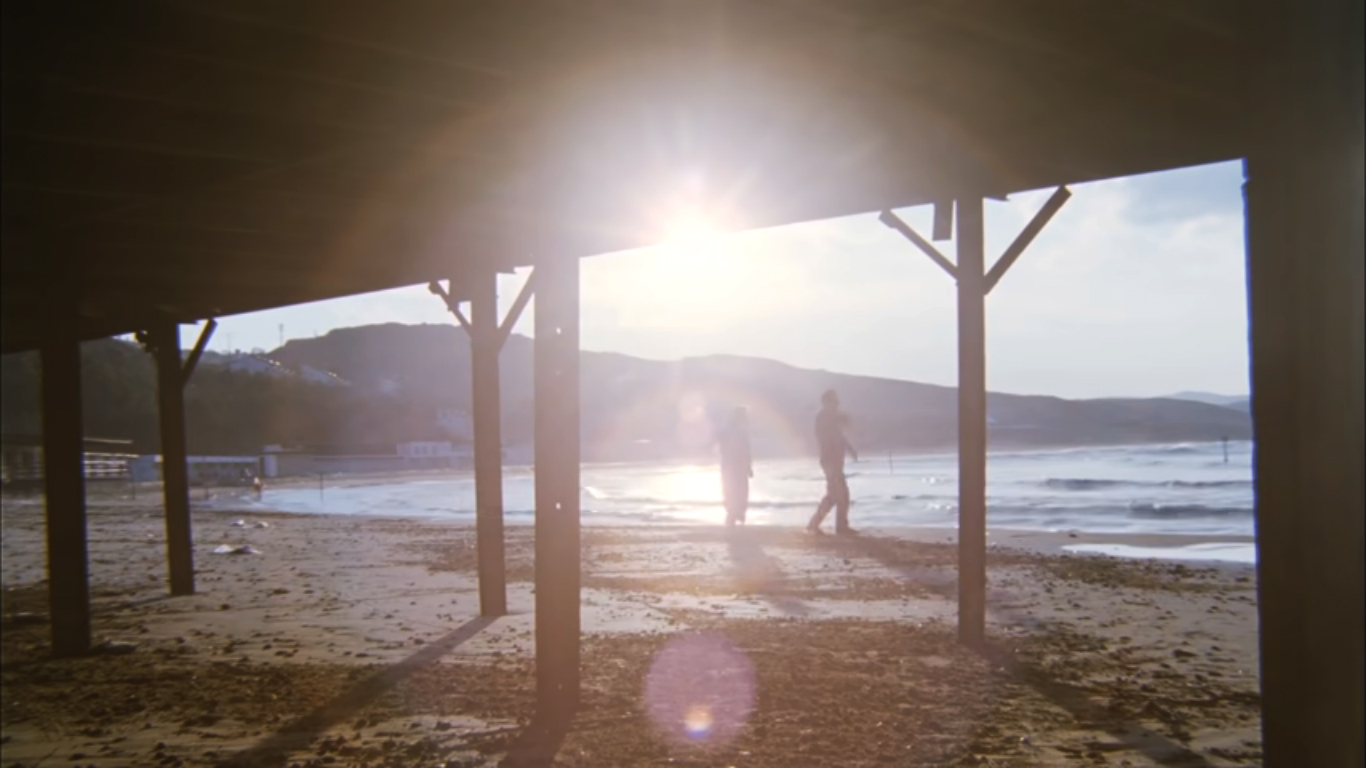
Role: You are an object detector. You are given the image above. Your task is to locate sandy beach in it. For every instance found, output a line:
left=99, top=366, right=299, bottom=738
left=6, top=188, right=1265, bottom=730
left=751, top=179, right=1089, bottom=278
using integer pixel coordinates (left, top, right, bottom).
left=1, top=495, right=1262, bottom=767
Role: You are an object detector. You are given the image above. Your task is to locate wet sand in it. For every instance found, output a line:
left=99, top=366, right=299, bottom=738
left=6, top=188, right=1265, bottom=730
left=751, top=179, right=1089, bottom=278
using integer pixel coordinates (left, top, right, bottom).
left=2, top=496, right=1262, bottom=766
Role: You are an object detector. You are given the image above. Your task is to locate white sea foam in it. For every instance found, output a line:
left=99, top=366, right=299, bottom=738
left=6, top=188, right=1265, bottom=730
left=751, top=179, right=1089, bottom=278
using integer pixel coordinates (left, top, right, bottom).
left=247, top=440, right=1255, bottom=538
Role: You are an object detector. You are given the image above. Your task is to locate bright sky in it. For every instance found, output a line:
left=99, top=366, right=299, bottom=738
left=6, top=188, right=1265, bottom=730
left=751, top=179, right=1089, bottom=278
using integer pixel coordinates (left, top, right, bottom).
left=194, top=160, right=1249, bottom=400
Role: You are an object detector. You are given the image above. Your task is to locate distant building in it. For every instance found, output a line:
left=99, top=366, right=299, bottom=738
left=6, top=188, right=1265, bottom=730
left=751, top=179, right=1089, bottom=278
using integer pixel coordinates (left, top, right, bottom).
left=129, top=455, right=261, bottom=485
left=221, top=354, right=349, bottom=386
left=260, top=440, right=473, bottom=477
left=225, top=354, right=292, bottom=378
left=298, top=364, right=349, bottom=387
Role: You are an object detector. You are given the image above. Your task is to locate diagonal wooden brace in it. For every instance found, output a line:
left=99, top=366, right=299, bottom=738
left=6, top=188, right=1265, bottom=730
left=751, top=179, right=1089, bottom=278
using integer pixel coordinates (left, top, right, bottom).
left=180, top=319, right=217, bottom=388
left=495, top=268, right=537, bottom=352
left=429, top=280, right=472, bottom=333
left=984, top=186, right=1071, bottom=294
left=879, top=209, right=959, bottom=280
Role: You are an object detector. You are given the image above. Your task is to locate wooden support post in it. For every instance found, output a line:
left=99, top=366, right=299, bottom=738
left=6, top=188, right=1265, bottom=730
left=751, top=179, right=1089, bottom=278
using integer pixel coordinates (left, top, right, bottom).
left=40, top=294, right=91, bottom=657
left=153, top=319, right=195, bottom=595
left=1245, top=0, right=1364, bottom=763
left=955, top=197, right=988, bottom=649
left=932, top=199, right=953, bottom=241
left=469, top=269, right=507, bottom=617
left=884, top=193, right=1068, bottom=650
left=534, top=251, right=581, bottom=719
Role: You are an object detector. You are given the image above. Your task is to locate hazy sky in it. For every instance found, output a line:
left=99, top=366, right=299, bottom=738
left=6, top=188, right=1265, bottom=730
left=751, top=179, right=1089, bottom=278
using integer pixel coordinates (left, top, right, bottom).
left=193, top=160, right=1249, bottom=400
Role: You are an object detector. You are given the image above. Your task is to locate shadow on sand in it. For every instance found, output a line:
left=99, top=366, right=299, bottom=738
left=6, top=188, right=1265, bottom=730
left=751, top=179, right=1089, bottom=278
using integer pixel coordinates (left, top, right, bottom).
left=217, top=615, right=497, bottom=768
left=828, top=533, right=1218, bottom=766
left=495, top=710, right=573, bottom=767
left=724, top=525, right=810, bottom=617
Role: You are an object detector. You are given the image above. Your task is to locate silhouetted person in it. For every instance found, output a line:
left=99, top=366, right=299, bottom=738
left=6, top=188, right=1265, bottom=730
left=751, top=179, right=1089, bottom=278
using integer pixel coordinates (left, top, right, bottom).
left=808, top=389, right=858, bottom=535
left=717, top=407, right=753, bottom=526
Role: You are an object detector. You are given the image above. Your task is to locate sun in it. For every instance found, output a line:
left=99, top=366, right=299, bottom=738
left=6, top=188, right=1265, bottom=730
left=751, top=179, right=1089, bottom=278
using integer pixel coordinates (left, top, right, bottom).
left=660, top=206, right=723, bottom=257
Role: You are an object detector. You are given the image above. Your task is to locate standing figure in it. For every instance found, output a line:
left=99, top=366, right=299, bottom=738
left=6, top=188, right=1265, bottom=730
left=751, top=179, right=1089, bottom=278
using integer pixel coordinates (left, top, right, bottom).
left=808, top=389, right=858, bottom=535
left=717, top=407, right=754, bottom=526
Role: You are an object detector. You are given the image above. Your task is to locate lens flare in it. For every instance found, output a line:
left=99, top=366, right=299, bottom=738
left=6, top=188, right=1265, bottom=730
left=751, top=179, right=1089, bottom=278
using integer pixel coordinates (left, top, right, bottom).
left=644, top=632, right=756, bottom=750
left=683, top=704, right=714, bottom=737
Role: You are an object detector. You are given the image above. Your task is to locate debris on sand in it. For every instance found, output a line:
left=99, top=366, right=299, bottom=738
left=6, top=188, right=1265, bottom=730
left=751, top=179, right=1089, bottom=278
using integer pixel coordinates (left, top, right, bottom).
left=2, top=611, right=48, bottom=627
left=92, top=640, right=139, bottom=655
left=212, top=544, right=261, bottom=555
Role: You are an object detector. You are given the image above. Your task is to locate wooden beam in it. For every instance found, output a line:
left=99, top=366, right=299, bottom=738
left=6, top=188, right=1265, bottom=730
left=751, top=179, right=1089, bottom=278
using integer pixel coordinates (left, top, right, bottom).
left=40, top=284, right=91, bottom=657
left=451, top=305, right=472, bottom=334
left=1244, top=0, right=1364, bottom=763
left=469, top=269, right=508, bottom=617
left=429, top=279, right=474, bottom=333
left=534, top=251, right=581, bottom=720
left=984, top=185, right=1071, bottom=294
left=879, top=210, right=959, bottom=280
left=496, top=268, right=537, bottom=351
left=168, top=2, right=517, bottom=81
left=180, top=318, right=216, bottom=387
left=955, top=196, right=988, bottom=649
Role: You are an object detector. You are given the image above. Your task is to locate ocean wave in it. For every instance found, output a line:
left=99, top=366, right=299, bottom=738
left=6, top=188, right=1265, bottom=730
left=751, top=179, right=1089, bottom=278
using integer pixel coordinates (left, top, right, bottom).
left=1127, top=503, right=1254, bottom=519
left=1042, top=478, right=1139, bottom=490
left=1145, top=443, right=1208, bottom=455
left=583, top=495, right=814, bottom=510
left=1043, top=477, right=1253, bottom=491
left=1167, top=479, right=1252, bottom=489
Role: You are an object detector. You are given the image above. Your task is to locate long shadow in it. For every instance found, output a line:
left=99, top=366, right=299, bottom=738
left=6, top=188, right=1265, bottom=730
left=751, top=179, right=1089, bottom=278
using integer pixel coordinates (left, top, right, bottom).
left=817, top=532, right=961, bottom=600
left=981, top=642, right=1217, bottom=767
left=830, top=534, right=1217, bottom=767
left=724, top=526, right=810, bottom=617
left=218, top=614, right=496, bottom=768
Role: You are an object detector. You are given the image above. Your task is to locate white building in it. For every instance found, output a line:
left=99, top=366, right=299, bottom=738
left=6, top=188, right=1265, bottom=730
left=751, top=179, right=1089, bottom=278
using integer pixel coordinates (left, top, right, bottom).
left=220, top=355, right=349, bottom=386
left=129, top=455, right=260, bottom=484
left=226, top=354, right=291, bottom=378
left=299, top=364, right=349, bottom=387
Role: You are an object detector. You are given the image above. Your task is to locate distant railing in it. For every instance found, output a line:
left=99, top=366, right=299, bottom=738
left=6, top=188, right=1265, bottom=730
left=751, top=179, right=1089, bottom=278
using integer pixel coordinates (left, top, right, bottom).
left=0, top=451, right=135, bottom=486
left=84, top=452, right=135, bottom=481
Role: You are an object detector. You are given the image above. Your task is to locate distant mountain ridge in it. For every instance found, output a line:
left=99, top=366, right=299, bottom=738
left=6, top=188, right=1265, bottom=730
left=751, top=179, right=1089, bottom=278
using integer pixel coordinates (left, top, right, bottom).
left=1164, top=390, right=1251, bottom=413
left=266, top=323, right=1253, bottom=461
left=0, top=325, right=1254, bottom=459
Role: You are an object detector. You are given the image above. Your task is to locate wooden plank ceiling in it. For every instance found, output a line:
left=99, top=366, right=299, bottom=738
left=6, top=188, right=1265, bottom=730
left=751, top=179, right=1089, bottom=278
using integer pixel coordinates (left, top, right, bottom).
left=1, top=0, right=1247, bottom=352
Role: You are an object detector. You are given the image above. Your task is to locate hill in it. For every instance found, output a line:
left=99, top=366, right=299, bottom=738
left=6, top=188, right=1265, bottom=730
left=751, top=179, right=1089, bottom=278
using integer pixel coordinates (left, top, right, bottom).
left=1, top=324, right=1252, bottom=460
left=269, top=323, right=1253, bottom=460
left=1166, top=390, right=1250, bottom=409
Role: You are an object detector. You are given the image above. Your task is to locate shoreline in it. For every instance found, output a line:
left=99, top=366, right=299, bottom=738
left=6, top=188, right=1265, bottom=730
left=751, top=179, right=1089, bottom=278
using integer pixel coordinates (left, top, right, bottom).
left=214, top=487, right=1262, bottom=565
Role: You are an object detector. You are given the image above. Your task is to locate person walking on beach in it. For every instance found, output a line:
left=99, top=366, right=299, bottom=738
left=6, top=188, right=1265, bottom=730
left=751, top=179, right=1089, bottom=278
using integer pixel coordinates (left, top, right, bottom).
left=716, top=406, right=754, bottom=526
left=808, top=389, right=858, bottom=535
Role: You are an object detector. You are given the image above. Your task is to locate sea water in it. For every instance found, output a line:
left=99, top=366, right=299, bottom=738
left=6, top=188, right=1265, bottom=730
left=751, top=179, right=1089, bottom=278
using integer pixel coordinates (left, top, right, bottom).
left=253, top=441, right=1254, bottom=542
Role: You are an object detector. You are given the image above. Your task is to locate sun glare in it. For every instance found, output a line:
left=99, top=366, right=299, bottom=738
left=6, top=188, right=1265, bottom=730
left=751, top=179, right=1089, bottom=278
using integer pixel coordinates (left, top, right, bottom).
left=660, top=207, right=722, bottom=255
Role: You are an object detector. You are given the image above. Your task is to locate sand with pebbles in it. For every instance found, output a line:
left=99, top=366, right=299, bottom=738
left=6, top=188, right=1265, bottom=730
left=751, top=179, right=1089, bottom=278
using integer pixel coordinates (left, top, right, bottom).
left=2, top=495, right=1261, bottom=767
